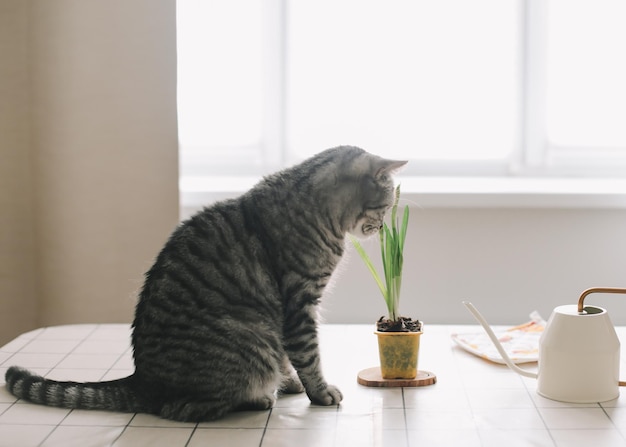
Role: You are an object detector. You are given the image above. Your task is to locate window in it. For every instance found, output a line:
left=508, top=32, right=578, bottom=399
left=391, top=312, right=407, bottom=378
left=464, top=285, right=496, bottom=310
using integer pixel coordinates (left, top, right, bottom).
left=177, top=0, right=265, bottom=176
left=287, top=0, right=519, bottom=172
left=543, top=0, right=626, bottom=172
left=177, top=0, right=626, bottom=180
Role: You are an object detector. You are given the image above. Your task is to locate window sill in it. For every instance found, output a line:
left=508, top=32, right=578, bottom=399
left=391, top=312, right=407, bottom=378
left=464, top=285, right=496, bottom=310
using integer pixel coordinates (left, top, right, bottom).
left=180, top=176, right=626, bottom=211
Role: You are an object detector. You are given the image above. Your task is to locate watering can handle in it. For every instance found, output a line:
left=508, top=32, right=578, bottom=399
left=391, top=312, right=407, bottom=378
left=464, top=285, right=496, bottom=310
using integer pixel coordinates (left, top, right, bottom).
left=577, top=288, right=626, bottom=387
left=577, top=287, right=626, bottom=313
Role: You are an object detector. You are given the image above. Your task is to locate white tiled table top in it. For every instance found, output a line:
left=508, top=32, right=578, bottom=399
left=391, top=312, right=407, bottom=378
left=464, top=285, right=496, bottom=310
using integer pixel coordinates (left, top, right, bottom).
left=2, top=323, right=626, bottom=447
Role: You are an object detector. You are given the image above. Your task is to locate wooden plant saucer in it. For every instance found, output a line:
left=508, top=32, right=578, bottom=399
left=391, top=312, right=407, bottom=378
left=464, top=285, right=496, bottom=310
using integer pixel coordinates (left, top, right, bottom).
left=357, top=367, right=437, bottom=388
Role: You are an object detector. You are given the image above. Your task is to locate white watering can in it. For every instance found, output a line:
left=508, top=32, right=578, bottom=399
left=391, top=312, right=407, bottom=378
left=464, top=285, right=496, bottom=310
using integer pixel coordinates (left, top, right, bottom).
left=464, top=287, right=626, bottom=403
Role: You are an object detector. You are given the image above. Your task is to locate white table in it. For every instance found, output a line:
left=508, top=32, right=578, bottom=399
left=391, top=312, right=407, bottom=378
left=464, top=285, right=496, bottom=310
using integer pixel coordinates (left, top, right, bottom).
left=1, top=324, right=626, bottom=447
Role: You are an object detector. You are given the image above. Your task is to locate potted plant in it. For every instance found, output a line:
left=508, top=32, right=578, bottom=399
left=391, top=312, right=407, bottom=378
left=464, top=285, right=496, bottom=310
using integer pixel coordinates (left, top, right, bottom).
left=351, top=185, right=422, bottom=380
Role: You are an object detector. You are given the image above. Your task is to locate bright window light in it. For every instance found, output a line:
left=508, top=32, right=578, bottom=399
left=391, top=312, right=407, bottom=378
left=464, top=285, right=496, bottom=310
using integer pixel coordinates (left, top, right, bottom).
left=546, top=0, right=626, bottom=148
left=176, top=0, right=264, bottom=149
left=287, top=0, right=520, bottom=163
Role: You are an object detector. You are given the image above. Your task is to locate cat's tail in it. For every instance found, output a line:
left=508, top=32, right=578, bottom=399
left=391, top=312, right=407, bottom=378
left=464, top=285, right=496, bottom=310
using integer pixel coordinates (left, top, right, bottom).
left=4, top=366, right=148, bottom=414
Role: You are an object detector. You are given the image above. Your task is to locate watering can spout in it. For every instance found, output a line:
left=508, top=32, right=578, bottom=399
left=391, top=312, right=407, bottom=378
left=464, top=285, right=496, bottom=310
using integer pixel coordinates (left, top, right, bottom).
left=462, top=301, right=538, bottom=379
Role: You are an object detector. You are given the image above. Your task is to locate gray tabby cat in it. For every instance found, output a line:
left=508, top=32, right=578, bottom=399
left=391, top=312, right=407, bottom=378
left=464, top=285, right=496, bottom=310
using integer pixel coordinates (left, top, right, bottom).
left=5, top=146, right=406, bottom=422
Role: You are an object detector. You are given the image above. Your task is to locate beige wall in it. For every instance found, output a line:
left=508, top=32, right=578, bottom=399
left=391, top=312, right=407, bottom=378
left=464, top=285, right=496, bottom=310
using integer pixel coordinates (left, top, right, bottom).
left=0, top=0, right=179, bottom=345
left=0, top=1, right=38, bottom=345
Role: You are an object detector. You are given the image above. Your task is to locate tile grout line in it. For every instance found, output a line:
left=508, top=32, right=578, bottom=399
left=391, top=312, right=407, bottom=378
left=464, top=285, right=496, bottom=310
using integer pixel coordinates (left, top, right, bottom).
left=332, top=402, right=340, bottom=447
left=258, top=406, right=273, bottom=447
left=1, top=327, right=57, bottom=388
left=183, top=422, right=200, bottom=447
left=0, top=340, right=28, bottom=439
left=43, top=325, right=102, bottom=377
left=599, top=403, right=626, bottom=441
left=36, top=408, right=76, bottom=447
left=97, top=340, right=135, bottom=382
left=520, top=376, right=558, bottom=447
left=450, top=339, right=482, bottom=445
left=334, top=402, right=340, bottom=446
left=111, top=411, right=138, bottom=446
left=401, top=387, right=410, bottom=447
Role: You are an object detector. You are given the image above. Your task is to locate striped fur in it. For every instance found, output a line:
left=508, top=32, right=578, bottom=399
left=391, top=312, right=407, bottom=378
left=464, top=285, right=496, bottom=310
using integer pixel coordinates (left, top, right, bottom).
left=5, top=146, right=406, bottom=422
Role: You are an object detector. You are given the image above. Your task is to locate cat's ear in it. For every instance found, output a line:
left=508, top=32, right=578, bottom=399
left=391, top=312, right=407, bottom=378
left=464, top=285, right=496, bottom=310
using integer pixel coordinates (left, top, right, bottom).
left=373, top=157, right=408, bottom=177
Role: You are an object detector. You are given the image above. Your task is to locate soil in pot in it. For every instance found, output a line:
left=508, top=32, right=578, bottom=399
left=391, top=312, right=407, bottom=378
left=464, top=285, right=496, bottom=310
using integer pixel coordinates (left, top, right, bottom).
left=376, top=316, right=422, bottom=332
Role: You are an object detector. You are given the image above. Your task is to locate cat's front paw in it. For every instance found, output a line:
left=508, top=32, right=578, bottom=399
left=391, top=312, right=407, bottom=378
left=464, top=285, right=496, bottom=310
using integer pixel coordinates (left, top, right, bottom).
left=307, top=384, right=343, bottom=406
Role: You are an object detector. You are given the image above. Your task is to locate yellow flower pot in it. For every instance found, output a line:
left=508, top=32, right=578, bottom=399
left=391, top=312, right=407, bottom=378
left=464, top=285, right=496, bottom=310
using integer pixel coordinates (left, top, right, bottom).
left=376, top=330, right=422, bottom=379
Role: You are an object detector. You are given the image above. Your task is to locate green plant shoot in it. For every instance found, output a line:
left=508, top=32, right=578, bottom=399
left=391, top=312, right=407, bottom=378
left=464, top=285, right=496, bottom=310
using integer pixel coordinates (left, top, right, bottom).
left=350, top=185, right=409, bottom=322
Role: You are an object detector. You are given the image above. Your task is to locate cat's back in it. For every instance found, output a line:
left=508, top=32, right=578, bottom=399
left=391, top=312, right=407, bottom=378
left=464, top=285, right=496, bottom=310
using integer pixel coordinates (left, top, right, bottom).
left=136, top=195, right=276, bottom=316
left=132, top=194, right=283, bottom=355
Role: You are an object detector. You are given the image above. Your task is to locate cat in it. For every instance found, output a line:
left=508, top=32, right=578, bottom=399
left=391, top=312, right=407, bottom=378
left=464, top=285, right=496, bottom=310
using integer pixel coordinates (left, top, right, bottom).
left=5, top=146, right=407, bottom=422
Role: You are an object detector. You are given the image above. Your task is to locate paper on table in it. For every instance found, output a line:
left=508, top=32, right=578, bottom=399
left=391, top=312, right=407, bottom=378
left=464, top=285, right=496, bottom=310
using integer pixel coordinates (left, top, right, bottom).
left=451, top=311, right=545, bottom=364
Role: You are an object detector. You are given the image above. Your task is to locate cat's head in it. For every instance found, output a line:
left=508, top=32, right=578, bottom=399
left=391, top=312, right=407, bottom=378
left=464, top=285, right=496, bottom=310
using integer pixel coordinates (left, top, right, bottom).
left=315, top=146, right=407, bottom=239
left=348, top=153, right=407, bottom=239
